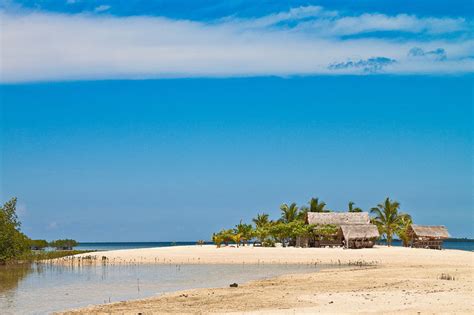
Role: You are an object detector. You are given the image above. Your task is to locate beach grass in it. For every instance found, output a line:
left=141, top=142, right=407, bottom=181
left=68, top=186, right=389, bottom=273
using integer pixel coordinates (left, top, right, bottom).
left=5, top=250, right=95, bottom=265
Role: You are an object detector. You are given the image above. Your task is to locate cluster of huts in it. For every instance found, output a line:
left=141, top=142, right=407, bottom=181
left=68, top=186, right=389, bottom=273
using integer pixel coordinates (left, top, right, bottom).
left=296, top=212, right=450, bottom=250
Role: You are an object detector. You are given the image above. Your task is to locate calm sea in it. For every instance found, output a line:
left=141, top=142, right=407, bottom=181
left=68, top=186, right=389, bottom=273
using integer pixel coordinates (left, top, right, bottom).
left=0, top=263, right=323, bottom=314
left=375, top=239, right=474, bottom=251
left=74, top=240, right=474, bottom=252
left=75, top=241, right=211, bottom=251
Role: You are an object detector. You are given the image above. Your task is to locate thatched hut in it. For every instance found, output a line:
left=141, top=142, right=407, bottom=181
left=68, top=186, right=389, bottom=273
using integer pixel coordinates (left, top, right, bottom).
left=304, top=212, right=379, bottom=248
left=408, top=224, right=450, bottom=250
left=306, top=212, right=370, bottom=225
left=339, top=224, right=380, bottom=249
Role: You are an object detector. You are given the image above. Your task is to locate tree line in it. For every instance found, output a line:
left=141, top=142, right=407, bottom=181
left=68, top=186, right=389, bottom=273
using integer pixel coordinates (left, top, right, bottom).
left=0, top=197, right=79, bottom=264
left=30, top=239, right=78, bottom=250
left=212, top=197, right=412, bottom=247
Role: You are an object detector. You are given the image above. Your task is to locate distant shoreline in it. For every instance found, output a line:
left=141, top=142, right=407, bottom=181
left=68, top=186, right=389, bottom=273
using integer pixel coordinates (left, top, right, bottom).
left=71, top=240, right=474, bottom=254
left=54, top=244, right=472, bottom=266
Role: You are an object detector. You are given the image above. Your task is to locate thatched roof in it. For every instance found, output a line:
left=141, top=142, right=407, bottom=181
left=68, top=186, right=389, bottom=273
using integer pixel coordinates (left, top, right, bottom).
left=410, top=224, right=450, bottom=239
left=340, top=224, right=380, bottom=240
left=307, top=212, right=370, bottom=225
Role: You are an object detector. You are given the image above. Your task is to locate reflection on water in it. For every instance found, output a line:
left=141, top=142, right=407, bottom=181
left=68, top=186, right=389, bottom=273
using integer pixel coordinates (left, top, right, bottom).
left=0, top=263, right=322, bottom=314
left=0, top=264, right=33, bottom=294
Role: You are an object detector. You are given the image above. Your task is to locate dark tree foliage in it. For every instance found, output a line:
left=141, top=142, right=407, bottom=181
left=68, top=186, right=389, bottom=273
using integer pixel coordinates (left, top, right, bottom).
left=49, top=239, right=78, bottom=250
left=29, top=239, right=49, bottom=250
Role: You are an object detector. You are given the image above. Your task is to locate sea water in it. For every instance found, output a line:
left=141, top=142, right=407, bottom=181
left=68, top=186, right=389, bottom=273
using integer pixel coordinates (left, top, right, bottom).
left=0, top=263, right=322, bottom=314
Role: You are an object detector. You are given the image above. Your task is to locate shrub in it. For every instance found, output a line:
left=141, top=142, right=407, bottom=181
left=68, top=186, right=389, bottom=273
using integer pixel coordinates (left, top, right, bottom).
left=49, top=239, right=78, bottom=250
left=29, top=239, right=49, bottom=250
left=0, top=198, right=31, bottom=263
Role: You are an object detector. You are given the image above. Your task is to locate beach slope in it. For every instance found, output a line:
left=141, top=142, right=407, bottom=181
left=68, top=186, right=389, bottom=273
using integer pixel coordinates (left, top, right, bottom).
left=58, top=246, right=473, bottom=314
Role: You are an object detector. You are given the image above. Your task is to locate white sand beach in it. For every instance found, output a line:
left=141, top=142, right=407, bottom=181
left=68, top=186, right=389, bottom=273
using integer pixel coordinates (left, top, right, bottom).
left=57, top=245, right=474, bottom=314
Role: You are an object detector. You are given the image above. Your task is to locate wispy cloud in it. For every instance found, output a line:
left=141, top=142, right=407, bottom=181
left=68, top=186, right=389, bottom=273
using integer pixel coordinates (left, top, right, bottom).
left=329, top=57, right=397, bottom=73
left=1, top=6, right=472, bottom=83
left=408, top=47, right=447, bottom=61
left=94, top=5, right=111, bottom=13
left=233, top=6, right=469, bottom=36
left=47, top=221, right=58, bottom=230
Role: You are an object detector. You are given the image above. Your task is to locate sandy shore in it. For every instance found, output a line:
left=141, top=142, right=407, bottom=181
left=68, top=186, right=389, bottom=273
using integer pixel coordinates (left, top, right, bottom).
left=57, top=245, right=473, bottom=314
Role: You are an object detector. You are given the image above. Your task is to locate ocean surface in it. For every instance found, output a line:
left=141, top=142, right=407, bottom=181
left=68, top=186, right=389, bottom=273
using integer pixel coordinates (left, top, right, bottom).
left=75, top=241, right=212, bottom=251
left=375, top=240, right=474, bottom=251
left=74, top=240, right=474, bottom=252
left=0, top=263, right=324, bottom=314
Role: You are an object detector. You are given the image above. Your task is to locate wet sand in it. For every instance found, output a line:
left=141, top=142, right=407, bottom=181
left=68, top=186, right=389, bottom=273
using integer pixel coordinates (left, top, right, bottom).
left=57, top=245, right=474, bottom=314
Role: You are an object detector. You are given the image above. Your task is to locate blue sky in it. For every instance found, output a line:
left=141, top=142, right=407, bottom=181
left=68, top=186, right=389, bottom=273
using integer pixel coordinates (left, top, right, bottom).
left=0, top=1, right=473, bottom=240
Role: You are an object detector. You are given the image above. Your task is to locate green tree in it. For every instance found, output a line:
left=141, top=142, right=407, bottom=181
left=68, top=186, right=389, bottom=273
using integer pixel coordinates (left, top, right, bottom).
left=313, top=224, right=339, bottom=240
left=232, top=233, right=243, bottom=247
left=348, top=201, right=363, bottom=212
left=0, top=197, right=31, bottom=263
left=252, top=213, right=269, bottom=228
left=268, top=222, right=293, bottom=246
left=397, top=215, right=413, bottom=247
left=370, top=197, right=411, bottom=246
left=212, top=228, right=237, bottom=247
left=280, top=203, right=299, bottom=223
left=254, top=226, right=268, bottom=244
left=289, top=221, right=315, bottom=240
left=49, top=239, right=78, bottom=250
left=29, top=239, right=49, bottom=250
left=297, top=206, right=309, bottom=221
left=212, top=233, right=224, bottom=248
left=309, top=198, right=329, bottom=212
left=234, top=220, right=254, bottom=246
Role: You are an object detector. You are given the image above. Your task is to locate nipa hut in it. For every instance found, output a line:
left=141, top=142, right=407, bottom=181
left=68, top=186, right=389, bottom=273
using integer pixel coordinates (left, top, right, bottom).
left=303, top=212, right=379, bottom=249
left=408, top=224, right=450, bottom=250
left=339, top=224, right=380, bottom=249
left=306, top=212, right=371, bottom=225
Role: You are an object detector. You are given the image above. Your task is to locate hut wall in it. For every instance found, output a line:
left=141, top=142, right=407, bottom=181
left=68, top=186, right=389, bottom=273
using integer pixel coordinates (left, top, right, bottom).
left=411, top=238, right=444, bottom=250
left=314, top=233, right=343, bottom=248
left=346, top=239, right=375, bottom=249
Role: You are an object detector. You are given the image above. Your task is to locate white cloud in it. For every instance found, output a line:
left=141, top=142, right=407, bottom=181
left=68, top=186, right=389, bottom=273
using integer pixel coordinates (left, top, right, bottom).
left=0, top=7, right=473, bottom=83
left=94, top=5, right=111, bottom=13
left=48, top=221, right=58, bottom=230
left=227, top=6, right=469, bottom=36
left=297, top=13, right=468, bottom=36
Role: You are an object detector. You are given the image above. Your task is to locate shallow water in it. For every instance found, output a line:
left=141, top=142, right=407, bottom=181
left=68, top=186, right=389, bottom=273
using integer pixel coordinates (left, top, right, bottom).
left=0, top=263, right=322, bottom=314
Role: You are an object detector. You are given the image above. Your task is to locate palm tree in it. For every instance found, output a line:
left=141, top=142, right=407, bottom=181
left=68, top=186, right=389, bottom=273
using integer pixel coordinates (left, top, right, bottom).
left=309, top=197, right=328, bottom=212
left=348, top=201, right=363, bottom=212
left=252, top=213, right=269, bottom=228
left=370, top=197, right=411, bottom=246
left=397, top=215, right=413, bottom=247
left=297, top=205, right=309, bottom=221
left=280, top=203, right=299, bottom=223
left=234, top=220, right=254, bottom=246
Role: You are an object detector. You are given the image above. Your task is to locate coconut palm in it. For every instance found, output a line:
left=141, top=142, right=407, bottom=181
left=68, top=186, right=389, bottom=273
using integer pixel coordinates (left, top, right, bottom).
left=397, top=215, right=413, bottom=247
left=234, top=220, right=254, bottom=246
left=232, top=233, right=243, bottom=247
left=348, top=201, right=363, bottom=212
left=280, top=203, right=299, bottom=223
left=297, top=205, right=309, bottom=221
left=309, top=197, right=328, bottom=212
left=370, top=197, right=411, bottom=246
left=212, top=233, right=223, bottom=248
left=252, top=213, right=269, bottom=228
